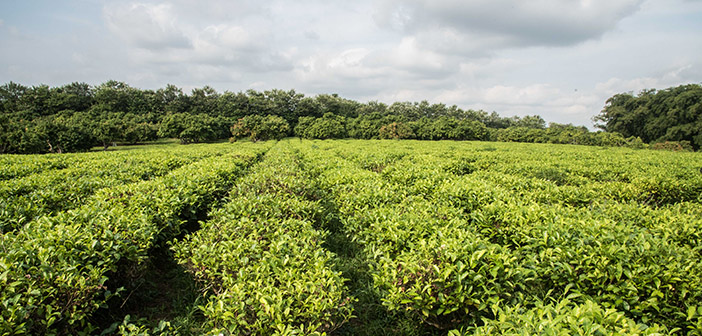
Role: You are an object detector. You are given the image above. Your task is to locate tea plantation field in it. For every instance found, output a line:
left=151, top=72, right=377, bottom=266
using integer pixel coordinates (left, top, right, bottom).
left=1, top=140, right=701, bottom=335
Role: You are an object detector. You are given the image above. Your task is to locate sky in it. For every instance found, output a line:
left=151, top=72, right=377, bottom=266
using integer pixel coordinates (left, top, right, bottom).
left=1, top=0, right=701, bottom=128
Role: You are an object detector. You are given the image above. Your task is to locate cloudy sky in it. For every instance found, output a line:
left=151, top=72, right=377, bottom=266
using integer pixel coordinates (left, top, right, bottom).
left=1, top=0, right=700, bottom=127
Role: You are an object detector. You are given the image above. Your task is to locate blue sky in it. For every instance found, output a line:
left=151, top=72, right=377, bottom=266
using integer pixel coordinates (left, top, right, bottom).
left=1, top=0, right=701, bottom=127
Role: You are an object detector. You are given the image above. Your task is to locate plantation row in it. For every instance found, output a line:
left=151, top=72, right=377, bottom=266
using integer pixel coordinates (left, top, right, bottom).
left=173, top=145, right=352, bottom=334
left=0, top=143, right=244, bottom=233
left=0, top=140, right=701, bottom=335
left=0, top=142, right=272, bottom=334
left=300, top=140, right=701, bottom=334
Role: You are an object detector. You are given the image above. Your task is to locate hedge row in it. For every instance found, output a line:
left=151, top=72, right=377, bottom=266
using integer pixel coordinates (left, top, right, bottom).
left=0, top=143, right=241, bottom=233
left=0, top=142, right=270, bottom=335
left=173, top=143, right=353, bottom=335
left=296, top=142, right=527, bottom=330
left=300, top=140, right=702, bottom=333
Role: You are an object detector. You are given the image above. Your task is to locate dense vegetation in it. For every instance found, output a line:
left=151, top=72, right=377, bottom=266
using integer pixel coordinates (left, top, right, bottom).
left=0, top=139, right=700, bottom=335
left=594, top=84, right=702, bottom=150
left=5, top=81, right=697, bottom=154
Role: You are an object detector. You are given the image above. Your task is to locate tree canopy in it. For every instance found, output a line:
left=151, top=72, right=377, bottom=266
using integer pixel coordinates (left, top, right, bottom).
left=594, top=84, right=702, bottom=149
left=2, top=80, right=699, bottom=154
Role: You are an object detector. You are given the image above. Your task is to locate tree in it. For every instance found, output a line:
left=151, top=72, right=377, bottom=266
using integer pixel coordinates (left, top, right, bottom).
left=266, top=89, right=304, bottom=125
left=294, top=113, right=347, bottom=139
left=34, top=111, right=95, bottom=153
left=231, top=115, right=289, bottom=142
left=348, top=112, right=387, bottom=139
left=190, top=86, right=219, bottom=115
left=456, top=119, right=489, bottom=140
left=594, top=84, right=702, bottom=149
left=93, top=117, right=124, bottom=149
left=217, top=91, right=248, bottom=119
left=159, top=113, right=219, bottom=144
left=481, top=111, right=514, bottom=129
left=0, top=82, right=28, bottom=114
left=155, top=84, right=190, bottom=114
left=379, top=122, right=415, bottom=139
left=409, top=117, right=435, bottom=140
left=315, top=94, right=360, bottom=118
left=123, top=119, right=157, bottom=144
left=514, top=115, right=547, bottom=129
left=48, top=82, right=94, bottom=113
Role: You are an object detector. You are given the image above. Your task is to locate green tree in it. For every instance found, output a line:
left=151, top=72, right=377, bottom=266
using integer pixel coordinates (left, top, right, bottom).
left=34, top=111, right=95, bottom=153
left=159, top=113, right=218, bottom=143
left=514, top=115, right=547, bottom=129
left=348, top=112, right=388, bottom=139
left=48, top=82, right=93, bottom=113
left=316, top=94, right=360, bottom=118
left=155, top=84, right=191, bottom=114
left=294, top=113, right=347, bottom=139
left=594, top=84, right=702, bottom=149
left=231, top=114, right=289, bottom=142
left=190, top=86, right=220, bottom=115
left=0, top=82, right=28, bottom=114
left=93, top=117, right=124, bottom=149
left=379, top=122, right=415, bottom=139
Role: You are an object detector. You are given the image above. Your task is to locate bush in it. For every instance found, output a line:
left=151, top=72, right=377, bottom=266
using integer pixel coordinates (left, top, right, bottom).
left=379, top=122, right=415, bottom=139
left=652, top=140, right=694, bottom=152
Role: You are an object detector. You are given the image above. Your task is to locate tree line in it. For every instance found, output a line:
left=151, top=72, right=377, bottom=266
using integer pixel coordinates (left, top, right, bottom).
left=1, top=80, right=696, bottom=154
left=594, top=83, right=702, bottom=150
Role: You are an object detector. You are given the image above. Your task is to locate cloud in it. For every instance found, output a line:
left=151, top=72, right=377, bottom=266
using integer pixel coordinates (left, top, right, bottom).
left=595, top=64, right=702, bottom=96
left=375, top=0, right=644, bottom=52
left=103, top=2, right=293, bottom=75
left=304, top=30, right=320, bottom=40
left=104, top=3, right=191, bottom=50
left=167, top=0, right=269, bottom=23
left=386, top=37, right=457, bottom=77
left=296, top=48, right=383, bottom=93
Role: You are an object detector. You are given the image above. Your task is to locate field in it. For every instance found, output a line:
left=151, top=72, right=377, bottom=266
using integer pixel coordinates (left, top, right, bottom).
left=1, top=139, right=701, bottom=335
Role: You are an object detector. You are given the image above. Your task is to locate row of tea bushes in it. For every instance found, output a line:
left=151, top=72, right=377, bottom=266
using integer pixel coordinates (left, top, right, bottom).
left=0, top=154, right=73, bottom=181
left=173, top=143, right=353, bottom=335
left=0, top=142, right=270, bottom=335
left=367, top=141, right=701, bottom=332
left=295, top=142, right=528, bottom=330
left=454, top=299, right=669, bottom=335
left=0, top=143, right=238, bottom=233
left=468, top=198, right=702, bottom=331
left=330, top=140, right=702, bottom=207
left=0, top=142, right=229, bottom=181
left=298, top=140, right=697, bottom=334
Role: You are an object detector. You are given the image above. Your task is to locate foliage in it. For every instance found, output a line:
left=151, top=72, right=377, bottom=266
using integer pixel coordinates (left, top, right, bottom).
left=453, top=299, right=668, bottom=335
left=0, top=144, right=232, bottom=233
left=379, top=122, right=415, bottom=139
left=0, top=142, right=270, bottom=335
left=652, top=140, right=695, bottom=152
left=173, top=145, right=353, bottom=335
left=595, top=84, right=702, bottom=149
left=1, top=139, right=701, bottom=335
left=295, top=113, right=348, bottom=139
left=158, top=113, right=227, bottom=144
left=230, top=114, right=289, bottom=142
left=4, top=81, right=698, bottom=153
left=293, top=139, right=702, bottom=333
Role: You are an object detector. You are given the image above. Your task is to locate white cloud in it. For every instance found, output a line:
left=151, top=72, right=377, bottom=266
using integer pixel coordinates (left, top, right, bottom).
left=104, top=3, right=191, bottom=50
left=375, top=0, right=644, bottom=50
left=595, top=65, right=702, bottom=97
left=103, top=2, right=293, bottom=76
left=388, top=37, right=455, bottom=76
